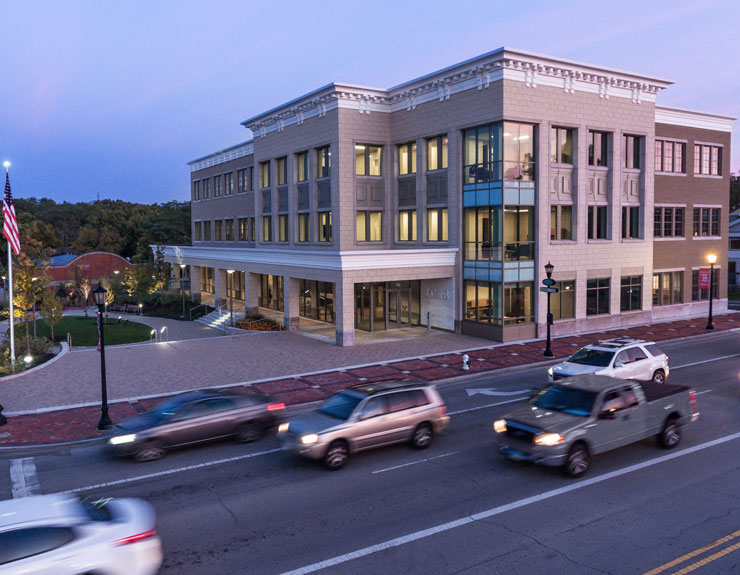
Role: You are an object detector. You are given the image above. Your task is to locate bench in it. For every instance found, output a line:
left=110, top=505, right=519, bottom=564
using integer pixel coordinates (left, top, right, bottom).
left=109, top=304, right=141, bottom=314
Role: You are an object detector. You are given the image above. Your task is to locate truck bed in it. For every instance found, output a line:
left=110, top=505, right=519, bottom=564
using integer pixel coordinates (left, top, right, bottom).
left=640, top=381, right=690, bottom=402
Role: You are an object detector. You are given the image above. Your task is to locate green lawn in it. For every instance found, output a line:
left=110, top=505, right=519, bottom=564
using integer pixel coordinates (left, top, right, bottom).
left=33, top=316, right=153, bottom=346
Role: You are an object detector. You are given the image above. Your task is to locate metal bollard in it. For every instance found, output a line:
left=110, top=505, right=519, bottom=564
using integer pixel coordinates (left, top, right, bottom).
left=462, top=353, right=470, bottom=371
left=427, top=311, right=431, bottom=334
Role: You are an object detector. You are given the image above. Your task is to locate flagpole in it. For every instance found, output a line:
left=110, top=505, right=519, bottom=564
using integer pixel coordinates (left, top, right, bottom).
left=4, top=163, right=14, bottom=372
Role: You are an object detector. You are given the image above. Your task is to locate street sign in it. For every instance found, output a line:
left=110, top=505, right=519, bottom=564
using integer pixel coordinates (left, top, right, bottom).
left=542, top=278, right=556, bottom=287
left=540, top=287, right=559, bottom=293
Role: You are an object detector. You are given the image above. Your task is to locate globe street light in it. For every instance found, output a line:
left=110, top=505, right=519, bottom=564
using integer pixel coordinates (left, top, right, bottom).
left=180, top=264, right=186, bottom=319
left=543, top=261, right=555, bottom=357
left=93, top=285, right=112, bottom=430
left=706, top=253, right=717, bottom=331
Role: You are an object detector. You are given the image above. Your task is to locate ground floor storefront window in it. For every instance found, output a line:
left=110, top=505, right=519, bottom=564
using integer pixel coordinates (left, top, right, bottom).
left=464, top=280, right=533, bottom=325
left=201, top=267, right=214, bottom=294
left=355, top=281, right=420, bottom=331
left=259, top=274, right=283, bottom=311
left=299, top=280, right=335, bottom=324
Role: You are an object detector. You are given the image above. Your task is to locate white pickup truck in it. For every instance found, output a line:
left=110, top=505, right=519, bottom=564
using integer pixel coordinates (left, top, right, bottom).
left=494, top=374, right=698, bottom=477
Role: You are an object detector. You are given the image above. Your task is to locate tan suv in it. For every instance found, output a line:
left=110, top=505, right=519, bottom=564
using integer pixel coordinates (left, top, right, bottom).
left=278, top=381, right=450, bottom=470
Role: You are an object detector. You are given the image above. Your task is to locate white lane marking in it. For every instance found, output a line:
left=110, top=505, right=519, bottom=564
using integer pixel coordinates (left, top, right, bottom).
left=372, top=452, right=459, bottom=475
left=280, top=430, right=740, bottom=575
left=466, top=388, right=531, bottom=397
left=673, top=353, right=740, bottom=370
left=695, top=390, right=712, bottom=395
left=10, top=458, right=40, bottom=498
left=58, top=448, right=281, bottom=495
left=448, top=396, right=527, bottom=416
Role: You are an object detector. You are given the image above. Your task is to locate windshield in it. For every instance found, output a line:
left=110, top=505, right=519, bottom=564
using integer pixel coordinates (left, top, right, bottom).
left=319, top=391, right=364, bottom=420
left=568, top=348, right=614, bottom=367
left=531, top=386, right=597, bottom=417
left=153, top=397, right=187, bottom=417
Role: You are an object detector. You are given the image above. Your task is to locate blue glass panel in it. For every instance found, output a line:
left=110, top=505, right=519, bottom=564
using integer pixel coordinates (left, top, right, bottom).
left=504, top=188, right=519, bottom=204
left=519, top=188, right=535, bottom=206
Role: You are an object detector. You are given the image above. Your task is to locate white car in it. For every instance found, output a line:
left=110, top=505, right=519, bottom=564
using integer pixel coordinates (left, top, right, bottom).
left=0, top=494, right=162, bottom=575
left=548, top=338, right=669, bottom=384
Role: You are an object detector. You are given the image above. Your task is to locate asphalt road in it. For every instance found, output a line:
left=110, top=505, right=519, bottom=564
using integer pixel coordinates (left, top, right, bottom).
left=2, top=331, right=739, bottom=575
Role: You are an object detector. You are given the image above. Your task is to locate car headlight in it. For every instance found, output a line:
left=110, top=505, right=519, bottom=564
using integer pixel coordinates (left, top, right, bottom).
left=493, top=419, right=507, bottom=433
left=534, top=432, right=564, bottom=446
left=547, top=367, right=553, bottom=376
left=278, top=422, right=289, bottom=433
left=108, top=434, right=137, bottom=445
left=300, top=434, right=319, bottom=445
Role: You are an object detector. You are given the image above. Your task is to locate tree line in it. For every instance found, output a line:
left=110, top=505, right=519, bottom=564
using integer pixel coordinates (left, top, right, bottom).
left=11, top=198, right=190, bottom=262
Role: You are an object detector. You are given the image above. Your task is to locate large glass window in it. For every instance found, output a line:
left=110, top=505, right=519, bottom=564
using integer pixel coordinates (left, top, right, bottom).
left=503, top=122, right=535, bottom=181
left=503, top=206, right=534, bottom=261
left=238, top=218, right=248, bottom=241
left=202, top=178, right=210, bottom=199
left=318, top=211, right=332, bottom=242
left=588, top=206, right=608, bottom=240
left=504, top=282, right=534, bottom=324
left=192, top=180, right=201, bottom=200
left=587, top=278, right=610, bottom=316
left=259, top=274, right=283, bottom=311
left=693, top=207, right=721, bottom=237
left=551, top=127, right=573, bottom=164
left=693, top=144, right=722, bottom=175
left=552, top=281, right=575, bottom=320
left=550, top=205, right=573, bottom=240
left=194, top=221, right=202, bottom=241
left=464, top=122, right=536, bottom=184
left=427, top=136, right=448, bottom=171
left=224, top=172, right=233, bottom=195
left=262, top=216, right=272, bottom=242
left=620, top=275, right=642, bottom=312
left=296, top=151, right=308, bottom=182
left=213, top=175, right=222, bottom=197
left=356, top=145, right=382, bottom=176
left=654, top=207, right=684, bottom=238
left=201, top=267, right=214, bottom=293
left=427, top=208, right=448, bottom=242
left=278, top=214, right=289, bottom=242
left=692, top=269, right=719, bottom=301
left=398, top=142, right=416, bottom=175
left=398, top=210, right=417, bottom=242
left=317, top=146, right=331, bottom=178
left=464, top=206, right=502, bottom=261
left=237, top=169, right=247, bottom=193
left=589, top=131, right=608, bottom=167
left=260, top=162, right=271, bottom=189
left=300, top=279, right=335, bottom=324
left=653, top=272, right=683, bottom=306
left=224, top=219, right=234, bottom=242
left=297, top=213, right=309, bottom=242
left=214, top=220, right=223, bottom=241
left=655, top=140, right=686, bottom=173
left=624, top=135, right=642, bottom=169
left=357, top=211, right=383, bottom=242
left=277, top=157, right=287, bottom=186
left=464, top=280, right=502, bottom=325
left=203, top=220, right=211, bottom=241
left=622, top=206, right=640, bottom=239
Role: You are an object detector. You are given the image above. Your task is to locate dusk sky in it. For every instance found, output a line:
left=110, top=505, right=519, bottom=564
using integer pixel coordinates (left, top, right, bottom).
left=1, top=0, right=738, bottom=205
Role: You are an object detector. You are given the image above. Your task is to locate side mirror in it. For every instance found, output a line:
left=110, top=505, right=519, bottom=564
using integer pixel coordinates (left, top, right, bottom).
left=598, top=410, right=615, bottom=420
left=614, top=361, right=624, bottom=368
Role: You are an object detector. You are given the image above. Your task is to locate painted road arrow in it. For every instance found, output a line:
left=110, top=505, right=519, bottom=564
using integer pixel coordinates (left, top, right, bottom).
left=466, top=388, right=531, bottom=397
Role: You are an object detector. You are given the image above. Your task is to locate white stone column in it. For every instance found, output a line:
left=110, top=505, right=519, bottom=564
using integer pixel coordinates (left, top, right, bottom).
left=245, top=272, right=260, bottom=316
left=215, top=268, right=227, bottom=306
left=190, top=266, right=202, bottom=303
left=334, top=277, right=355, bottom=346
left=283, top=276, right=301, bottom=331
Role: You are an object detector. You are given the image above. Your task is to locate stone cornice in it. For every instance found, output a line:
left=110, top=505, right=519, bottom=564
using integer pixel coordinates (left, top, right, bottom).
left=188, top=140, right=254, bottom=172
left=239, top=48, right=674, bottom=138
left=160, top=245, right=457, bottom=272
left=655, top=106, right=735, bottom=133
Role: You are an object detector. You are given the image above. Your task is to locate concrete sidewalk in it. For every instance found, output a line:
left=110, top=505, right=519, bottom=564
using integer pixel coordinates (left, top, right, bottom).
left=0, top=312, right=738, bottom=449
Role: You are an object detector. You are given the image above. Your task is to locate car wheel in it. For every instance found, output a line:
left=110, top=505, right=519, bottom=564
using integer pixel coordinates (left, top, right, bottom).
left=133, top=441, right=165, bottom=462
left=651, top=370, right=666, bottom=384
left=563, top=442, right=590, bottom=478
left=411, top=423, right=433, bottom=450
left=235, top=422, right=264, bottom=443
left=658, top=417, right=682, bottom=449
left=323, top=441, right=349, bottom=471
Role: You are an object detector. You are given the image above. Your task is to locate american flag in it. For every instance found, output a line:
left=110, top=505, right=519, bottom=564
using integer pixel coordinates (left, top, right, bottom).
left=3, top=171, right=20, bottom=255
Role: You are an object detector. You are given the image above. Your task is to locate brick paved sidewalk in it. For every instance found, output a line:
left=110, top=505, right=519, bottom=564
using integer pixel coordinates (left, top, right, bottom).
left=0, top=313, right=738, bottom=449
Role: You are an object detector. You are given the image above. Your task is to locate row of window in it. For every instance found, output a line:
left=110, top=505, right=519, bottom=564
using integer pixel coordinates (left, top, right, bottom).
left=552, top=128, right=642, bottom=169
left=548, top=206, right=721, bottom=241
left=465, top=270, right=720, bottom=326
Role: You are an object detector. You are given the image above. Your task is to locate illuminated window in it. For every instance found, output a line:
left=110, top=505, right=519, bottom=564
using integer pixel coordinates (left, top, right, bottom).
left=427, top=208, right=448, bottom=242
left=398, top=210, right=417, bottom=241
left=427, top=136, right=448, bottom=171
left=356, top=145, right=382, bottom=176
left=398, top=142, right=416, bottom=175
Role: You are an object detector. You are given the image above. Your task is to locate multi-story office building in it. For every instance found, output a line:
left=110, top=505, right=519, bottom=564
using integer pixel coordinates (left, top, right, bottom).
left=163, top=47, right=734, bottom=346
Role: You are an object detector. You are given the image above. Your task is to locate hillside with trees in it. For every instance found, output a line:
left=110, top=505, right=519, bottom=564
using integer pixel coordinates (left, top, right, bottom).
left=10, top=198, right=190, bottom=261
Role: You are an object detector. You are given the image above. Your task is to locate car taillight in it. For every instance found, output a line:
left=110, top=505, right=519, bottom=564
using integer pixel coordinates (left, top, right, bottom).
left=267, top=402, right=285, bottom=411
left=113, top=529, right=157, bottom=545
left=438, top=405, right=447, bottom=417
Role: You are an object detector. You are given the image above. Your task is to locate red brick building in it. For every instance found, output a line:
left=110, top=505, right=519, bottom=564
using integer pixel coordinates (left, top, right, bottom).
left=46, top=252, right=133, bottom=285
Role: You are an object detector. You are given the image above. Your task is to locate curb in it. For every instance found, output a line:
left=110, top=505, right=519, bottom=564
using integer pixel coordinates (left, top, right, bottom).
left=0, top=324, right=737, bottom=455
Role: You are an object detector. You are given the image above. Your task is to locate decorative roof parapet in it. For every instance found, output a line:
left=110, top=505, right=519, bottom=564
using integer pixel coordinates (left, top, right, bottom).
left=655, top=106, right=735, bottom=133
left=239, top=47, right=674, bottom=138
left=188, top=140, right=254, bottom=172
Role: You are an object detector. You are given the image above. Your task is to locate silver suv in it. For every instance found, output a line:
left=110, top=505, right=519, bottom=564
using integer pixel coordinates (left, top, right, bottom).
left=548, top=338, right=669, bottom=384
left=278, top=381, right=450, bottom=470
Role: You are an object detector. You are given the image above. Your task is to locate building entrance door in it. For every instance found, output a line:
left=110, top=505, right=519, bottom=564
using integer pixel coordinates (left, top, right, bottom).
left=386, top=287, right=411, bottom=329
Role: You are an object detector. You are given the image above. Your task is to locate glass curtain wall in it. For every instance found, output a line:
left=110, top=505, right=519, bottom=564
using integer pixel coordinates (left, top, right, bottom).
left=299, top=280, right=335, bottom=324
left=258, top=274, right=284, bottom=311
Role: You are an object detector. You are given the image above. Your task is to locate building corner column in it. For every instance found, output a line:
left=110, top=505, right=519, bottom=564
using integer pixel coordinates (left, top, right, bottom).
left=334, top=277, right=355, bottom=346
left=283, top=276, right=300, bottom=331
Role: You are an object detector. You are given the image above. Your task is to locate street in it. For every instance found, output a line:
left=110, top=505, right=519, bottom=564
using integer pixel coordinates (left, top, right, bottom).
left=2, top=331, right=739, bottom=575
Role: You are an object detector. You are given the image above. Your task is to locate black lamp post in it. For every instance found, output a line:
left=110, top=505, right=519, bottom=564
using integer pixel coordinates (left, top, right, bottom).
left=706, top=253, right=717, bottom=331
left=544, top=261, right=554, bottom=357
left=93, top=285, right=112, bottom=430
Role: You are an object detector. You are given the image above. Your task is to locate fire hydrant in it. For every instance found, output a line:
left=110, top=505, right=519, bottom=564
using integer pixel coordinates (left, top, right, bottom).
left=462, top=353, right=470, bottom=371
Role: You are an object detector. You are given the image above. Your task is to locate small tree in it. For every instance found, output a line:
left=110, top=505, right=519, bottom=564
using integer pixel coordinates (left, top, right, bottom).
left=12, top=252, right=49, bottom=356
left=122, top=265, right=147, bottom=298
left=77, top=277, right=92, bottom=317
left=100, top=277, right=116, bottom=320
left=40, top=289, right=63, bottom=341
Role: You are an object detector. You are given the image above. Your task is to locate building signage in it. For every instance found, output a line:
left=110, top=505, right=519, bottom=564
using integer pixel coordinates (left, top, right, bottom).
left=698, top=268, right=710, bottom=290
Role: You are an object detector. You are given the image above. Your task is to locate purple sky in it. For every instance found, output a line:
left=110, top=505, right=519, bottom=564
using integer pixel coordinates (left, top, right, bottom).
left=1, top=0, right=737, bottom=205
